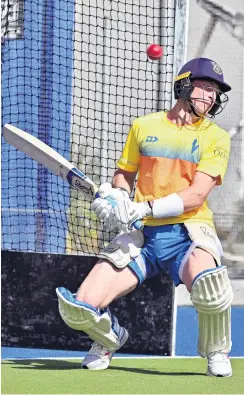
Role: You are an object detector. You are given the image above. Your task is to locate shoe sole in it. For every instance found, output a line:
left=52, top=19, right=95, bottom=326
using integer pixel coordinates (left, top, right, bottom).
left=207, top=370, right=232, bottom=377
left=82, top=360, right=111, bottom=370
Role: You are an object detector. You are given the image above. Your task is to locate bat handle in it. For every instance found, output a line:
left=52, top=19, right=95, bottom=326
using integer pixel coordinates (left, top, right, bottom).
left=95, top=193, right=144, bottom=231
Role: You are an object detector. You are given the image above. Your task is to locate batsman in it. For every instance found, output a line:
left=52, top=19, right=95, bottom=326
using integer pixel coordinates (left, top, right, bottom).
left=56, top=57, right=233, bottom=376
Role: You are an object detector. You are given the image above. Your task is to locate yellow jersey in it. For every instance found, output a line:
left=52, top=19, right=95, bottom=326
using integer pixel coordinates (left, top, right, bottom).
left=117, top=111, right=230, bottom=227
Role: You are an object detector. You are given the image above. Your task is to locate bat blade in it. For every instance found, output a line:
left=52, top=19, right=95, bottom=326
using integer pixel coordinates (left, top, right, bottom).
left=3, top=124, right=144, bottom=230
left=3, top=124, right=97, bottom=200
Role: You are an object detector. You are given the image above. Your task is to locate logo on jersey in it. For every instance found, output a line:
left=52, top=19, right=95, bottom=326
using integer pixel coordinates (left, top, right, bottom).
left=213, top=146, right=228, bottom=161
left=191, top=138, right=199, bottom=153
left=146, top=136, right=158, bottom=142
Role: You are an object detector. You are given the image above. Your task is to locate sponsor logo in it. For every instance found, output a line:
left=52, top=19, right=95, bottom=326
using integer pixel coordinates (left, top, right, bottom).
left=146, top=136, right=158, bottom=142
left=212, top=61, right=223, bottom=75
left=200, top=226, right=216, bottom=243
left=191, top=138, right=199, bottom=153
left=103, top=243, right=120, bottom=253
left=70, top=176, right=94, bottom=197
left=213, top=146, right=228, bottom=161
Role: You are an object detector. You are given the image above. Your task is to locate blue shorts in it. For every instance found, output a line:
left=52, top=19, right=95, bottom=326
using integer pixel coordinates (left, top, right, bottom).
left=128, top=224, right=192, bottom=286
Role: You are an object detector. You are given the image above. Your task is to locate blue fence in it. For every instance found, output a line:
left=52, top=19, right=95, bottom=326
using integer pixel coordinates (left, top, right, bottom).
left=1, top=0, right=74, bottom=252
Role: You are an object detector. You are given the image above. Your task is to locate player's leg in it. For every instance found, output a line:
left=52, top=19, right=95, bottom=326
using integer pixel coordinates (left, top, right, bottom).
left=56, top=230, right=145, bottom=370
left=181, top=250, right=232, bottom=377
left=181, top=247, right=216, bottom=292
left=76, top=261, right=137, bottom=370
left=79, top=229, right=159, bottom=370
left=178, top=224, right=233, bottom=377
left=75, top=259, right=138, bottom=308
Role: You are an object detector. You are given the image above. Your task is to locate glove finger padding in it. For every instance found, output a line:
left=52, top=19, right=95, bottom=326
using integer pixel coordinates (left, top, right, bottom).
left=103, top=211, right=118, bottom=232
left=91, top=198, right=112, bottom=221
left=103, top=211, right=128, bottom=233
left=92, top=184, right=130, bottom=228
left=97, top=183, right=129, bottom=200
left=97, top=182, right=113, bottom=198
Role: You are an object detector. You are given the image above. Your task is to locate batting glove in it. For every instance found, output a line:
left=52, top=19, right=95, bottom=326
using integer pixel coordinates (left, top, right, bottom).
left=91, top=183, right=129, bottom=228
left=113, top=198, right=152, bottom=233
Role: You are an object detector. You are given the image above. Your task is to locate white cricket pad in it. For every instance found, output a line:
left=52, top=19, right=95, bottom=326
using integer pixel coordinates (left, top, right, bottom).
left=56, top=287, right=123, bottom=351
left=99, top=230, right=145, bottom=268
left=178, top=222, right=223, bottom=281
left=191, top=266, right=233, bottom=357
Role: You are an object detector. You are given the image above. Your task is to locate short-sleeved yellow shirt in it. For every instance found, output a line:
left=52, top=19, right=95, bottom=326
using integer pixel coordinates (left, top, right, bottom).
left=117, top=111, right=230, bottom=227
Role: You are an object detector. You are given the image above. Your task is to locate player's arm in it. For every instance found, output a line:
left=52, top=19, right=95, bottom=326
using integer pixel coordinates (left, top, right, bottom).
left=177, top=132, right=231, bottom=211
left=111, top=121, right=140, bottom=194
left=112, top=171, right=218, bottom=230
left=144, top=171, right=217, bottom=218
left=170, top=171, right=218, bottom=212
left=102, top=121, right=140, bottom=195
left=112, top=168, right=137, bottom=195
left=135, top=171, right=217, bottom=219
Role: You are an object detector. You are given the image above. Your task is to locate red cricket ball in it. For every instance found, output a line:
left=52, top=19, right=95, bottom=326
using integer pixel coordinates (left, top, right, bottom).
left=147, top=44, right=163, bottom=60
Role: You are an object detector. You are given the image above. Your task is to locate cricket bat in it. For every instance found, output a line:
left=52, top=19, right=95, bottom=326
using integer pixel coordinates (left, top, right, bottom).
left=3, top=124, right=143, bottom=230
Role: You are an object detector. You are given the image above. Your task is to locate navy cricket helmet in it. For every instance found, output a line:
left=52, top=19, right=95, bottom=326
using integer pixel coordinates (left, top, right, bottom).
left=174, top=57, right=231, bottom=117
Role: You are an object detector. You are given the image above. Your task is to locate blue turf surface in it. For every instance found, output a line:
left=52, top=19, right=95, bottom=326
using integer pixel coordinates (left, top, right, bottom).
left=176, top=306, right=244, bottom=356
left=1, top=347, right=144, bottom=359
left=2, top=306, right=244, bottom=359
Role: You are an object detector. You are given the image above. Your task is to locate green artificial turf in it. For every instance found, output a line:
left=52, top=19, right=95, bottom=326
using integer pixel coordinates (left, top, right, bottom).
left=2, top=358, right=244, bottom=394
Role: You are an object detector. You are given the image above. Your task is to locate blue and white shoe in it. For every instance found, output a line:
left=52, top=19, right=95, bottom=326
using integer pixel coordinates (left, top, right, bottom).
left=81, top=323, right=128, bottom=370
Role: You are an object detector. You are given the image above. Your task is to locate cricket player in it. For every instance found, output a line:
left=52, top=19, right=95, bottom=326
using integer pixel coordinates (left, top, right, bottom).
left=56, top=57, right=233, bottom=376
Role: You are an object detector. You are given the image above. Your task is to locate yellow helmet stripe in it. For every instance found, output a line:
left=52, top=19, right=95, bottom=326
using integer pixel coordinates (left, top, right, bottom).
left=174, top=71, right=191, bottom=81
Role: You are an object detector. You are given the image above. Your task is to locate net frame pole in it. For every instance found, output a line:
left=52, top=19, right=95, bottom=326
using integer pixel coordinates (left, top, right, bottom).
left=157, top=1, right=176, bottom=112
left=156, top=2, right=165, bottom=112
left=171, top=0, right=190, bottom=106
left=170, top=0, right=190, bottom=357
left=100, top=9, right=110, bottom=185
left=240, top=48, right=244, bottom=197
left=36, top=0, right=54, bottom=251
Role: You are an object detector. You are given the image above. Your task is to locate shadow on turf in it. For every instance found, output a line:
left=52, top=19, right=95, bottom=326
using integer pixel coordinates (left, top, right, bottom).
left=5, top=360, right=206, bottom=376
left=108, top=366, right=206, bottom=376
left=5, top=360, right=81, bottom=370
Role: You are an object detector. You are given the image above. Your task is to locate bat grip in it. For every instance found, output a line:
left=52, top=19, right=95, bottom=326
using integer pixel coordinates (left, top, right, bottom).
left=131, top=220, right=144, bottom=231
left=95, top=193, right=144, bottom=231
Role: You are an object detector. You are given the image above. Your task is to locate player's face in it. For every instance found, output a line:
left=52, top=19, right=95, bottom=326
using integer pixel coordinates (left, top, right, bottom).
left=190, top=79, right=219, bottom=115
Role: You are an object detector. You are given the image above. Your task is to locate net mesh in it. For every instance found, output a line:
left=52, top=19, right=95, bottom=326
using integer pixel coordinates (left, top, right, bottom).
left=1, top=0, right=176, bottom=254
left=193, top=0, right=244, bottom=267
